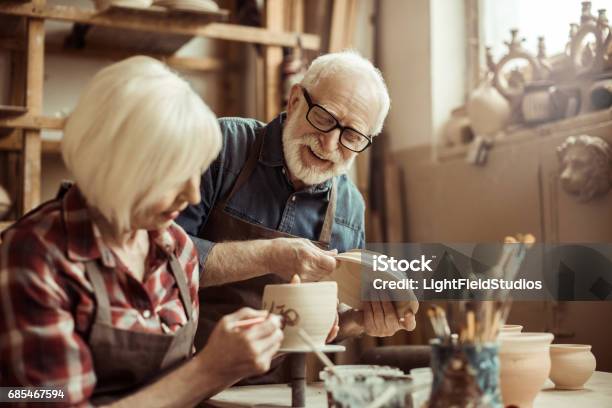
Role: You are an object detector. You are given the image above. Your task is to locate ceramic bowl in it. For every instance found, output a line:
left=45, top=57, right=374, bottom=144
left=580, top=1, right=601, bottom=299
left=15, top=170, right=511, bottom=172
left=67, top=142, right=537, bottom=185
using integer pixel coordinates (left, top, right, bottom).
left=550, top=344, right=596, bottom=390
left=499, top=332, right=554, bottom=408
left=321, top=365, right=414, bottom=408
left=262, top=281, right=337, bottom=350
left=500, top=324, right=523, bottom=334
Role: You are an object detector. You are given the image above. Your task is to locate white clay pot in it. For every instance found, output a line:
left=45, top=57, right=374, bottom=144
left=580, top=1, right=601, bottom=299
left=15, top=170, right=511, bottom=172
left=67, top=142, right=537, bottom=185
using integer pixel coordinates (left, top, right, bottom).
left=499, top=332, right=554, bottom=408
left=262, top=281, right=337, bottom=350
left=467, top=80, right=511, bottom=135
left=550, top=344, right=596, bottom=390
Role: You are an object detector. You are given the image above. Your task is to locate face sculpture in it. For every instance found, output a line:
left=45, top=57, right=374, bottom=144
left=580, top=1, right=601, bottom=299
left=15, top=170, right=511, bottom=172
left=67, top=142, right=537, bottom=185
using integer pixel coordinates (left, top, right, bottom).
left=557, top=135, right=612, bottom=202
left=283, top=75, right=379, bottom=186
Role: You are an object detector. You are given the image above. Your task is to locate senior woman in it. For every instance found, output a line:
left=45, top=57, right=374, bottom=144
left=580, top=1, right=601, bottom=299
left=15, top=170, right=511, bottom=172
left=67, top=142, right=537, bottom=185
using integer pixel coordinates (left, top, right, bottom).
left=0, top=56, right=283, bottom=407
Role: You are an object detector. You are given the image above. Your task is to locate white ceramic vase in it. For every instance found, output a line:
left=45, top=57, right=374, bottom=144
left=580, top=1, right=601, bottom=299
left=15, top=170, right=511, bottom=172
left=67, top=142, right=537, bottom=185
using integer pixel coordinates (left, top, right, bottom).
left=262, top=281, right=337, bottom=350
left=499, top=332, right=554, bottom=408
left=550, top=344, right=596, bottom=390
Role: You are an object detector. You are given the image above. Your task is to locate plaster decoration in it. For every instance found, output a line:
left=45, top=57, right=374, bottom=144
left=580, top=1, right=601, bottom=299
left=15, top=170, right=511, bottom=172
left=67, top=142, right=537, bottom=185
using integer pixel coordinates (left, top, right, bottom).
left=557, top=134, right=612, bottom=202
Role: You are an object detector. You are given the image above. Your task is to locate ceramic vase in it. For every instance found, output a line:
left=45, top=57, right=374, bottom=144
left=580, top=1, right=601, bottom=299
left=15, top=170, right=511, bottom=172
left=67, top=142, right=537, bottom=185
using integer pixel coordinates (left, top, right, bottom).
left=499, top=332, right=554, bottom=408
left=550, top=344, right=596, bottom=390
left=467, top=80, right=511, bottom=135
left=262, top=281, right=337, bottom=350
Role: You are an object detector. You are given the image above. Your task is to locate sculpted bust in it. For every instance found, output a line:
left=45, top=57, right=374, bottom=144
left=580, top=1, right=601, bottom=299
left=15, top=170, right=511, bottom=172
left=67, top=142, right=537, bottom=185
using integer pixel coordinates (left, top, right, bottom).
left=557, top=135, right=612, bottom=202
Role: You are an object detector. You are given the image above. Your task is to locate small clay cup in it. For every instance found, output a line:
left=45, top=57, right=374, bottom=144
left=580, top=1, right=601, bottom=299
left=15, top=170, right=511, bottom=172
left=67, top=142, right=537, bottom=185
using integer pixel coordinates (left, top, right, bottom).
left=550, top=344, right=596, bottom=390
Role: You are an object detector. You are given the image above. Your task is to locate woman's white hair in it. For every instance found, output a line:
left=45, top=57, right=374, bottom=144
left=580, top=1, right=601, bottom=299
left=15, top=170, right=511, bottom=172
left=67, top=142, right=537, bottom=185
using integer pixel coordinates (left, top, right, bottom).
left=62, top=56, right=221, bottom=232
left=300, top=50, right=390, bottom=136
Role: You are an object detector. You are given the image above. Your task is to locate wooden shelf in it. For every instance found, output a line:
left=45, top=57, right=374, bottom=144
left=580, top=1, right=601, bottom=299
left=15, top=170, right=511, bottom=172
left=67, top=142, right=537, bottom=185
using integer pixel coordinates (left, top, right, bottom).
left=0, top=105, right=27, bottom=118
left=0, top=3, right=320, bottom=49
left=436, top=107, right=612, bottom=161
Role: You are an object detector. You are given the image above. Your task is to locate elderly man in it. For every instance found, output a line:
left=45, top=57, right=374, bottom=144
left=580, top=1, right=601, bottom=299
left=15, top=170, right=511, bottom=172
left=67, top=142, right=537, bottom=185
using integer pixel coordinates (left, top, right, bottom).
left=177, top=51, right=416, bottom=383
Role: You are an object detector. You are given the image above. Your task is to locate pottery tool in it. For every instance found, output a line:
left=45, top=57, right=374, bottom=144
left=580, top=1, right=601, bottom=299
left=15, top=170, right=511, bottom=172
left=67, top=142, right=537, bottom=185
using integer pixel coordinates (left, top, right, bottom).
left=228, top=314, right=269, bottom=331
left=296, top=328, right=338, bottom=373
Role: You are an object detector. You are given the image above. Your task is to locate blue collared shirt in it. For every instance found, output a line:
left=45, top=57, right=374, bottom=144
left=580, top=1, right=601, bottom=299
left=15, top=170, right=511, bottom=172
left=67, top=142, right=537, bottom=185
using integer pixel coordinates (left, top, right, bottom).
left=176, top=113, right=366, bottom=267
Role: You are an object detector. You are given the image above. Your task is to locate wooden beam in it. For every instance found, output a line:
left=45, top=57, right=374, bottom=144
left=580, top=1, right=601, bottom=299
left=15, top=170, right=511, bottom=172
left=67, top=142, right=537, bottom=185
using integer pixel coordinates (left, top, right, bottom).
left=0, top=114, right=65, bottom=130
left=21, top=1, right=44, bottom=213
left=0, top=3, right=321, bottom=50
left=329, top=0, right=357, bottom=52
left=263, top=0, right=284, bottom=122
left=44, top=43, right=230, bottom=72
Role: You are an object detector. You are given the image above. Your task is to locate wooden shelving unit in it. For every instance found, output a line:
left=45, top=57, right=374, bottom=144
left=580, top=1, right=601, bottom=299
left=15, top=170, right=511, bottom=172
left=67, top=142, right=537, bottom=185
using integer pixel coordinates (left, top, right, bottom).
left=0, top=0, right=320, bottom=225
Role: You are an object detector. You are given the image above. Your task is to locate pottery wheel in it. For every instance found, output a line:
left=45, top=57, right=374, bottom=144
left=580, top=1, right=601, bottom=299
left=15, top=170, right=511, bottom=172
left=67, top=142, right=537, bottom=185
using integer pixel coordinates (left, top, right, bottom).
left=285, top=345, right=345, bottom=407
left=279, top=344, right=346, bottom=353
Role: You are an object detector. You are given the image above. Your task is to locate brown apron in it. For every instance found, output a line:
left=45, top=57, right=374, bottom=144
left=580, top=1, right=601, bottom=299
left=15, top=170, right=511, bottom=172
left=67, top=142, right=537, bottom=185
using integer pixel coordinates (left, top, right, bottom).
left=196, top=126, right=336, bottom=384
left=85, top=254, right=197, bottom=404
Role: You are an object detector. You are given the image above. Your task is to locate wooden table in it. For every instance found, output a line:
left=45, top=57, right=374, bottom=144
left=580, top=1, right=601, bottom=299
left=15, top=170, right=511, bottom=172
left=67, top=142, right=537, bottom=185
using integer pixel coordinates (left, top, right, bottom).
left=201, top=371, right=612, bottom=407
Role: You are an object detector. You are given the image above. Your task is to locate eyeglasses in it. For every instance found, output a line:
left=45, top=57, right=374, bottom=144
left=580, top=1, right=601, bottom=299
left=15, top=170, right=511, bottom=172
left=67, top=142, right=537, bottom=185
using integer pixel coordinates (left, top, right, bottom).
left=301, top=87, right=372, bottom=153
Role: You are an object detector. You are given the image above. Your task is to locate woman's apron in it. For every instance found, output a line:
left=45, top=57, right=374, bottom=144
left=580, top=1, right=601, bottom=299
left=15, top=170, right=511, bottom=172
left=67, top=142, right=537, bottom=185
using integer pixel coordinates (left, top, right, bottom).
left=55, top=184, right=197, bottom=404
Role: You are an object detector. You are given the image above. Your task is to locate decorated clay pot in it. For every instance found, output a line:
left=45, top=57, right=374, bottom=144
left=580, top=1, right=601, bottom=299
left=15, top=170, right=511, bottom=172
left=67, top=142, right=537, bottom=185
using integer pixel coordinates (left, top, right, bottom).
left=467, top=80, right=511, bottom=135
left=262, top=281, right=337, bottom=350
left=499, top=332, right=554, bottom=408
left=500, top=324, right=523, bottom=334
left=550, top=344, right=596, bottom=390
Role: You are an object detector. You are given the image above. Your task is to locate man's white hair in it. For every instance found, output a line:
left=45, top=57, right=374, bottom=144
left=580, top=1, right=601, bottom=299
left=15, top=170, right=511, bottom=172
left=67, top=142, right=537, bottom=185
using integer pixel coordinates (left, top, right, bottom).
left=300, top=50, right=390, bottom=136
left=62, top=56, right=221, bottom=232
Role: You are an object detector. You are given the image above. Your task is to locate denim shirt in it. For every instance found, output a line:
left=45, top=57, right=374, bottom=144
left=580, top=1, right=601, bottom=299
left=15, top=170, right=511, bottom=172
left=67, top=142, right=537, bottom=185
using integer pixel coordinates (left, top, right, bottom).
left=176, top=113, right=366, bottom=267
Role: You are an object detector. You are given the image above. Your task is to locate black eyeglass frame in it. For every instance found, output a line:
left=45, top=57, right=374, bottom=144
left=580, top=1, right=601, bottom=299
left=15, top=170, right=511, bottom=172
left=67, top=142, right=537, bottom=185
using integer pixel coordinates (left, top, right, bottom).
left=301, top=87, right=373, bottom=153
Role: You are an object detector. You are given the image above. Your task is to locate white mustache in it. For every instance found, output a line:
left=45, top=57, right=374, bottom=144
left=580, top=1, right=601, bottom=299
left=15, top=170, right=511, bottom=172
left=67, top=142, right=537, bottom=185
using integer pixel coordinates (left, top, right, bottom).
left=300, top=135, right=343, bottom=163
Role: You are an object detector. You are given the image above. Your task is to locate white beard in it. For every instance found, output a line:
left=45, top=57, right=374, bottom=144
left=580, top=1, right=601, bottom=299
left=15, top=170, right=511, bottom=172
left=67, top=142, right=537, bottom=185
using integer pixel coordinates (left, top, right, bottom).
left=282, top=116, right=355, bottom=186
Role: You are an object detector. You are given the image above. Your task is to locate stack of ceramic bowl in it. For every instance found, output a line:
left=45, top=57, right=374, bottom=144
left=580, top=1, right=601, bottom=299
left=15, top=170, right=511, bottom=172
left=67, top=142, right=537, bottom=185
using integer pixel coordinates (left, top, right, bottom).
left=94, top=0, right=152, bottom=10
left=153, top=0, right=219, bottom=12
left=499, top=330, right=554, bottom=408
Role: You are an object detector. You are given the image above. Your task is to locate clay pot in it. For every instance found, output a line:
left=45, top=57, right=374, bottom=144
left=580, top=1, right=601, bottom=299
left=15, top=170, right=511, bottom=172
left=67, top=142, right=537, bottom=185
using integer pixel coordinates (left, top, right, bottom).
left=550, top=344, right=596, bottom=390
left=262, top=281, right=337, bottom=350
left=500, top=324, right=523, bottom=334
left=499, top=332, right=554, bottom=408
left=467, top=80, right=511, bottom=135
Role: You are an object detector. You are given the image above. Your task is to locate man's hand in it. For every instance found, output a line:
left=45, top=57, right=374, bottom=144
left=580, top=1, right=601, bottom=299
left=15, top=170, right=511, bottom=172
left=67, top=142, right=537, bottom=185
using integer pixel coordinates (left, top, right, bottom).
left=326, top=309, right=340, bottom=343
left=336, top=294, right=419, bottom=339
left=265, top=237, right=337, bottom=282
left=362, top=300, right=416, bottom=337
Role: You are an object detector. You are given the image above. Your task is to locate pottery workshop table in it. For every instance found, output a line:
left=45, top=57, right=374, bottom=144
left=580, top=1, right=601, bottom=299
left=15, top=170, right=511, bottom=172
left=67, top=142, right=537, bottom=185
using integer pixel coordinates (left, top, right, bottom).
left=199, top=371, right=612, bottom=408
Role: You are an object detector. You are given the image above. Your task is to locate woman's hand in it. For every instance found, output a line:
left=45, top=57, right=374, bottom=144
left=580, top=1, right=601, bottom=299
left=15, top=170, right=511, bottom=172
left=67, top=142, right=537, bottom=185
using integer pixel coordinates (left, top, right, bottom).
left=196, top=308, right=283, bottom=386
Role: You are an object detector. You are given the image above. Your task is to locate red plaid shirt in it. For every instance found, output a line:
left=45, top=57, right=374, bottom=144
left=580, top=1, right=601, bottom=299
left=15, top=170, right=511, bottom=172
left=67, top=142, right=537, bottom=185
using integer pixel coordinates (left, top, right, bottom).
left=0, top=186, right=200, bottom=407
